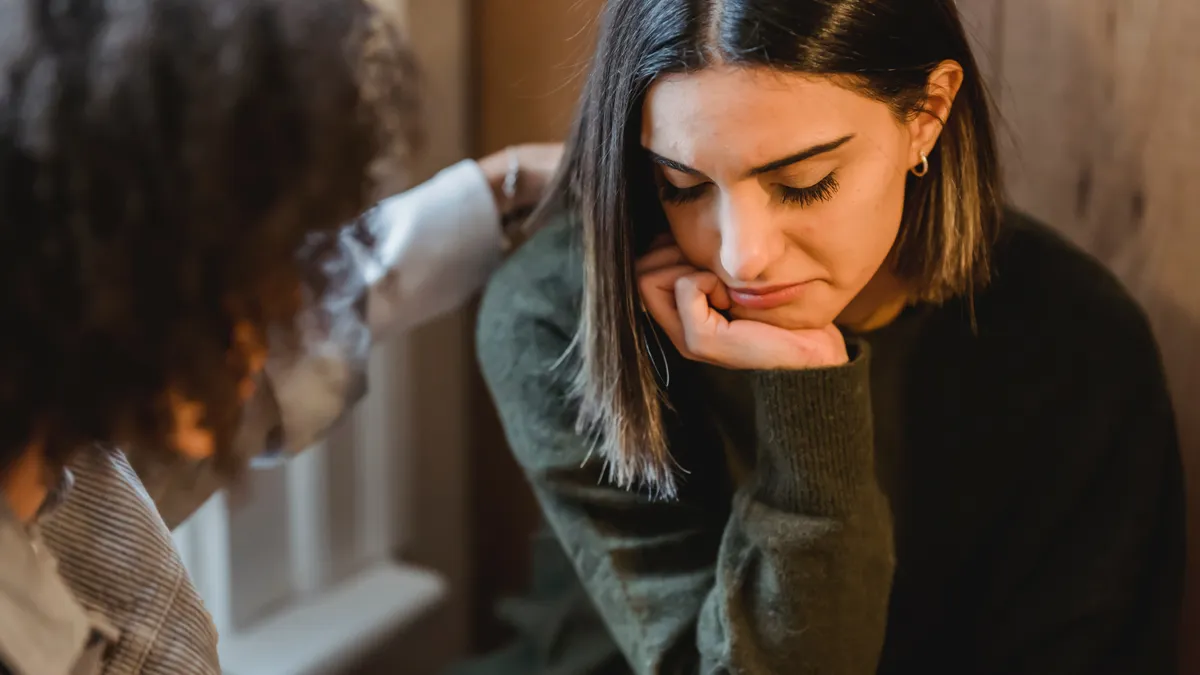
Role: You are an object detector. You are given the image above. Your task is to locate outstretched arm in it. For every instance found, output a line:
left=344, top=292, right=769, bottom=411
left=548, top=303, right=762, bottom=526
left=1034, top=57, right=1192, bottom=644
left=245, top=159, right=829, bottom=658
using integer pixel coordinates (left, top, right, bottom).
left=150, top=144, right=562, bottom=528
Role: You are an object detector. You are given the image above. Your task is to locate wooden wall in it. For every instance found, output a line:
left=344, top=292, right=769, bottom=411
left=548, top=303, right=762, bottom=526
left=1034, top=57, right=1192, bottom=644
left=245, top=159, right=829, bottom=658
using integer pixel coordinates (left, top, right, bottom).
left=956, top=0, right=1200, bottom=668
left=469, top=0, right=1200, bottom=664
left=467, top=0, right=604, bottom=650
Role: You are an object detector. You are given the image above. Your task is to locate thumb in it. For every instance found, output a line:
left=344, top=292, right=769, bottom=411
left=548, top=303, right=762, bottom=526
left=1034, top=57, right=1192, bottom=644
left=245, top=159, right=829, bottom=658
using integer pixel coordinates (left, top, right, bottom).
left=683, top=272, right=732, bottom=311
left=675, top=272, right=731, bottom=357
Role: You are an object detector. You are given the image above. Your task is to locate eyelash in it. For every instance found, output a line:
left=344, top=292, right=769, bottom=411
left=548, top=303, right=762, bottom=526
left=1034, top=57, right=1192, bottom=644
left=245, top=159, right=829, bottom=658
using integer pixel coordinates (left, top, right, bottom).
left=658, top=172, right=840, bottom=207
left=780, top=172, right=839, bottom=206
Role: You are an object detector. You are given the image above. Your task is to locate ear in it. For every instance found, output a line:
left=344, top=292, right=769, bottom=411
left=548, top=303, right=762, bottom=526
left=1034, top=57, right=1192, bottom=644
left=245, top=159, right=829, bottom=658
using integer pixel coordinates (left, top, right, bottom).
left=907, top=60, right=964, bottom=167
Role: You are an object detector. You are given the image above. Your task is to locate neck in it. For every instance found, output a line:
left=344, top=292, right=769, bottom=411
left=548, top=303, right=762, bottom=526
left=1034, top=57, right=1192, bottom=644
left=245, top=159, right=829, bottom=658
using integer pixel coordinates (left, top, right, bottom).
left=837, top=268, right=910, bottom=333
left=2, top=444, right=50, bottom=524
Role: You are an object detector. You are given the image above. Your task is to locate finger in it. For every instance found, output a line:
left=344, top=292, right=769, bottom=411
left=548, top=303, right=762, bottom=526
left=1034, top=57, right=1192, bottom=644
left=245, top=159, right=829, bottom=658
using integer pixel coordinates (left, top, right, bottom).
left=634, top=244, right=686, bottom=274
left=639, top=264, right=693, bottom=312
left=680, top=271, right=729, bottom=306
left=639, top=264, right=696, bottom=307
left=641, top=293, right=686, bottom=354
left=675, top=272, right=731, bottom=360
left=527, top=142, right=564, bottom=170
left=708, top=277, right=732, bottom=311
left=639, top=265, right=693, bottom=351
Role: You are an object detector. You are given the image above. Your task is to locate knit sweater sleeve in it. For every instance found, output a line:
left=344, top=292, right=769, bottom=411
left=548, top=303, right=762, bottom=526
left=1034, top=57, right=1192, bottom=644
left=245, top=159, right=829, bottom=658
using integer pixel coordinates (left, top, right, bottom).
left=476, top=220, right=895, bottom=675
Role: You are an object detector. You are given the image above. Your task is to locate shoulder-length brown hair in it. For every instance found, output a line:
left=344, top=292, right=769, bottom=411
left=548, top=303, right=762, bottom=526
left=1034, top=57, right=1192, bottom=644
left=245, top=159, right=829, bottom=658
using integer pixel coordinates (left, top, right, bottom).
left=543, top=0, right=1003, bottom=497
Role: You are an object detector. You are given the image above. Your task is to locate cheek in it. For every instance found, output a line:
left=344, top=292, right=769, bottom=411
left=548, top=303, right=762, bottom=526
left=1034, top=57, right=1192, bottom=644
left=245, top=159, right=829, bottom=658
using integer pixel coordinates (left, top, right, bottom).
left=663, top=207, right=720, bottom=269
left=802, top=162, right=906, bottom=287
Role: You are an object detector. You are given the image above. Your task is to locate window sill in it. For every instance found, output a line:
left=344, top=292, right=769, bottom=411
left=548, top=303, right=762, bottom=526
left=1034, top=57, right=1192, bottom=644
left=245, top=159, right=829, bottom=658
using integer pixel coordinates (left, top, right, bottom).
left=219, top=562, right=446, bottom=675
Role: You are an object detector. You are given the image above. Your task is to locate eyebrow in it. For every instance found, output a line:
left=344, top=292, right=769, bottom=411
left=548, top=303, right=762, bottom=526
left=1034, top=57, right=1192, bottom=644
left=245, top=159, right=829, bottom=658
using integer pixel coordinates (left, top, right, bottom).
left=645, top=134, right=855, bottom=178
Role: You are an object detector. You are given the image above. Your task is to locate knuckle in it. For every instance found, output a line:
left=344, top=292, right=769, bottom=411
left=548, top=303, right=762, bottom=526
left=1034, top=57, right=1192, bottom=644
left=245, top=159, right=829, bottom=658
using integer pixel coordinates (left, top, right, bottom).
left=638, top=274, right=661, bottom=296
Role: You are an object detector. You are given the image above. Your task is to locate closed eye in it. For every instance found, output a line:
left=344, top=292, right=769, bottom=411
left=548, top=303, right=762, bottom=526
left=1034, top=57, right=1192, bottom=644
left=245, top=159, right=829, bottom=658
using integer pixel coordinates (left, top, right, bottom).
left=659, top=172, right=840, bottom=207
left=658, top=181, right=709, bottom=205
left=779, top=172, right=839, bottom=207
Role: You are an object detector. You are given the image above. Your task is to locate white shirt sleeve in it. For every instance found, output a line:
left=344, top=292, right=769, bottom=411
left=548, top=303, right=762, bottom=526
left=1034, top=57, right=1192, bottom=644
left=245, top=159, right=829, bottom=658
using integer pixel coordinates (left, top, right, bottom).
left=363, top=159, right=503, bottom=336
left=147, top=160, right=508, bottom=525
left=267, top=159, right=504, bottom=453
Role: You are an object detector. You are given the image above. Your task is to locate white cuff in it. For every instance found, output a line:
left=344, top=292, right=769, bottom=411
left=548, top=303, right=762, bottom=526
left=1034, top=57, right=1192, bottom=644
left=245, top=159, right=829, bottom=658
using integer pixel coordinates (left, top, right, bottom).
left=365, top=159, right=504, bottom=335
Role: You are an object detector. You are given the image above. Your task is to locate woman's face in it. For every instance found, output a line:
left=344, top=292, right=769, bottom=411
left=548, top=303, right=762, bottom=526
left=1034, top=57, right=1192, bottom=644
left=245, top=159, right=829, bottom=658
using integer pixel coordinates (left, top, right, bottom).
left=641, top=65, right=937, bottom=331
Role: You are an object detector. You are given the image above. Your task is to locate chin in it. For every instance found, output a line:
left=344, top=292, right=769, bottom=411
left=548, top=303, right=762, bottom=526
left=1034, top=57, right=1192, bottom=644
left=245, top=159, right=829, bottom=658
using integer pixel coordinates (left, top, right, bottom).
left=729, top=303, right=843, bottom=331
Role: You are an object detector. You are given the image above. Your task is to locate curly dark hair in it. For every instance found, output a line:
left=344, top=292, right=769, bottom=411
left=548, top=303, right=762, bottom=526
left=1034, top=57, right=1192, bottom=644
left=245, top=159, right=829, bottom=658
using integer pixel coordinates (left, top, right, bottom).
left=0, top=0, right=420, bottom=476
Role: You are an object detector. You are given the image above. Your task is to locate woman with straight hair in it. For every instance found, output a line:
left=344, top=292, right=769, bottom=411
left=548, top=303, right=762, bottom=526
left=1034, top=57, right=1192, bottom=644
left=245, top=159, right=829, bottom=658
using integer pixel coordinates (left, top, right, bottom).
left=473, top=0, right=1185, bottom=673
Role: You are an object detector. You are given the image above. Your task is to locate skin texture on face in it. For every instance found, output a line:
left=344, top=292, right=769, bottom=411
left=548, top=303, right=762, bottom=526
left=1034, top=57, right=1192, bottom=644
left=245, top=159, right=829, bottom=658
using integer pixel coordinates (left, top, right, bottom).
left=641, top=65, right=945, bottom=331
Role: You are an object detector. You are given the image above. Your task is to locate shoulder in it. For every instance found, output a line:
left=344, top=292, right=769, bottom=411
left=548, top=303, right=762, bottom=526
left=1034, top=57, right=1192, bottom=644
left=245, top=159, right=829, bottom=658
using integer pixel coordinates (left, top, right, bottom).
left=476, top=208, right=583, bottom=381
left=964, top=209, right=1176, bottom=479
left=977, top=208, right=1161, bottom=368
left=972, top=213, right=1181, bottom=544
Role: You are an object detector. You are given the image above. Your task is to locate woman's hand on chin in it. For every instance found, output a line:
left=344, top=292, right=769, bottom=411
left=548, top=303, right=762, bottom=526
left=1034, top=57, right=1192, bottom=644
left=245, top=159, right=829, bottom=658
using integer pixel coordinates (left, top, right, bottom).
left=636, top=243, right=848, bottom=371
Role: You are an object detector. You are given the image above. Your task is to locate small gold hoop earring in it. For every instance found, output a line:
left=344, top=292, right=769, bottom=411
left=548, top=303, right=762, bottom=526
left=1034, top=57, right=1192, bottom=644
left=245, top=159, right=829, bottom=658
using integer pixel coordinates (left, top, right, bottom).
left=911, top=152, right=929, bottom=178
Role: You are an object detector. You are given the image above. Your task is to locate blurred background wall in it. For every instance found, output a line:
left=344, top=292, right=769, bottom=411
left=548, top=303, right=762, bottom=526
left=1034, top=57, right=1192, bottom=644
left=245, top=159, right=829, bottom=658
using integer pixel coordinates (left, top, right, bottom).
left=466, top=0, right=604, bottom=654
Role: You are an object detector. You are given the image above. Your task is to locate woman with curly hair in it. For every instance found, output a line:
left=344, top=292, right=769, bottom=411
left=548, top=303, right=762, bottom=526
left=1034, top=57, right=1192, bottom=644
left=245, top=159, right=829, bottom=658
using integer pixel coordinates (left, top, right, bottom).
left=0, top=1, right=560, bottom=672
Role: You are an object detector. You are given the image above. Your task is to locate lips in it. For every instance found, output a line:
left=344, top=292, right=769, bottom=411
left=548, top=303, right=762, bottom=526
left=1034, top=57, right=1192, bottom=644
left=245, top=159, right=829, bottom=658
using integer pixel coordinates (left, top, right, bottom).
left=727, top=282, right=810, bottom=310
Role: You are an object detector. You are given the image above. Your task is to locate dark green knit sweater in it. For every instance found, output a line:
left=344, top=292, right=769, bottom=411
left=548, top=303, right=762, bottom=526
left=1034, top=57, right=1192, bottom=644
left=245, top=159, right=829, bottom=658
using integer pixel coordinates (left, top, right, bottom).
left=473, top=208, right=1184, bottom=675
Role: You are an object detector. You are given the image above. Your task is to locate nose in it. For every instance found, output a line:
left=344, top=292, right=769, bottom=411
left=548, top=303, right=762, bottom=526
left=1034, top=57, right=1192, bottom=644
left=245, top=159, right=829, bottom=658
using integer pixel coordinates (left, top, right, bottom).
left=717, top=192, right=785, bottom=282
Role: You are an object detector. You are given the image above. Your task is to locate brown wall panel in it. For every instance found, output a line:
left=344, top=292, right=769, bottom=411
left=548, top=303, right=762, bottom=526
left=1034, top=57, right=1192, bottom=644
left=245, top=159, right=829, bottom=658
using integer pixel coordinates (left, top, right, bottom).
left=467, top=0, right=603, bottom=651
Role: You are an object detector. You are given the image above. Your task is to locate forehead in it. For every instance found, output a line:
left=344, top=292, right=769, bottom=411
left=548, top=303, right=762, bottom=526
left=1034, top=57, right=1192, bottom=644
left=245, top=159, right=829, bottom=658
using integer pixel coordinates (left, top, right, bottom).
left=641, top=66, right=891, bottom=163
